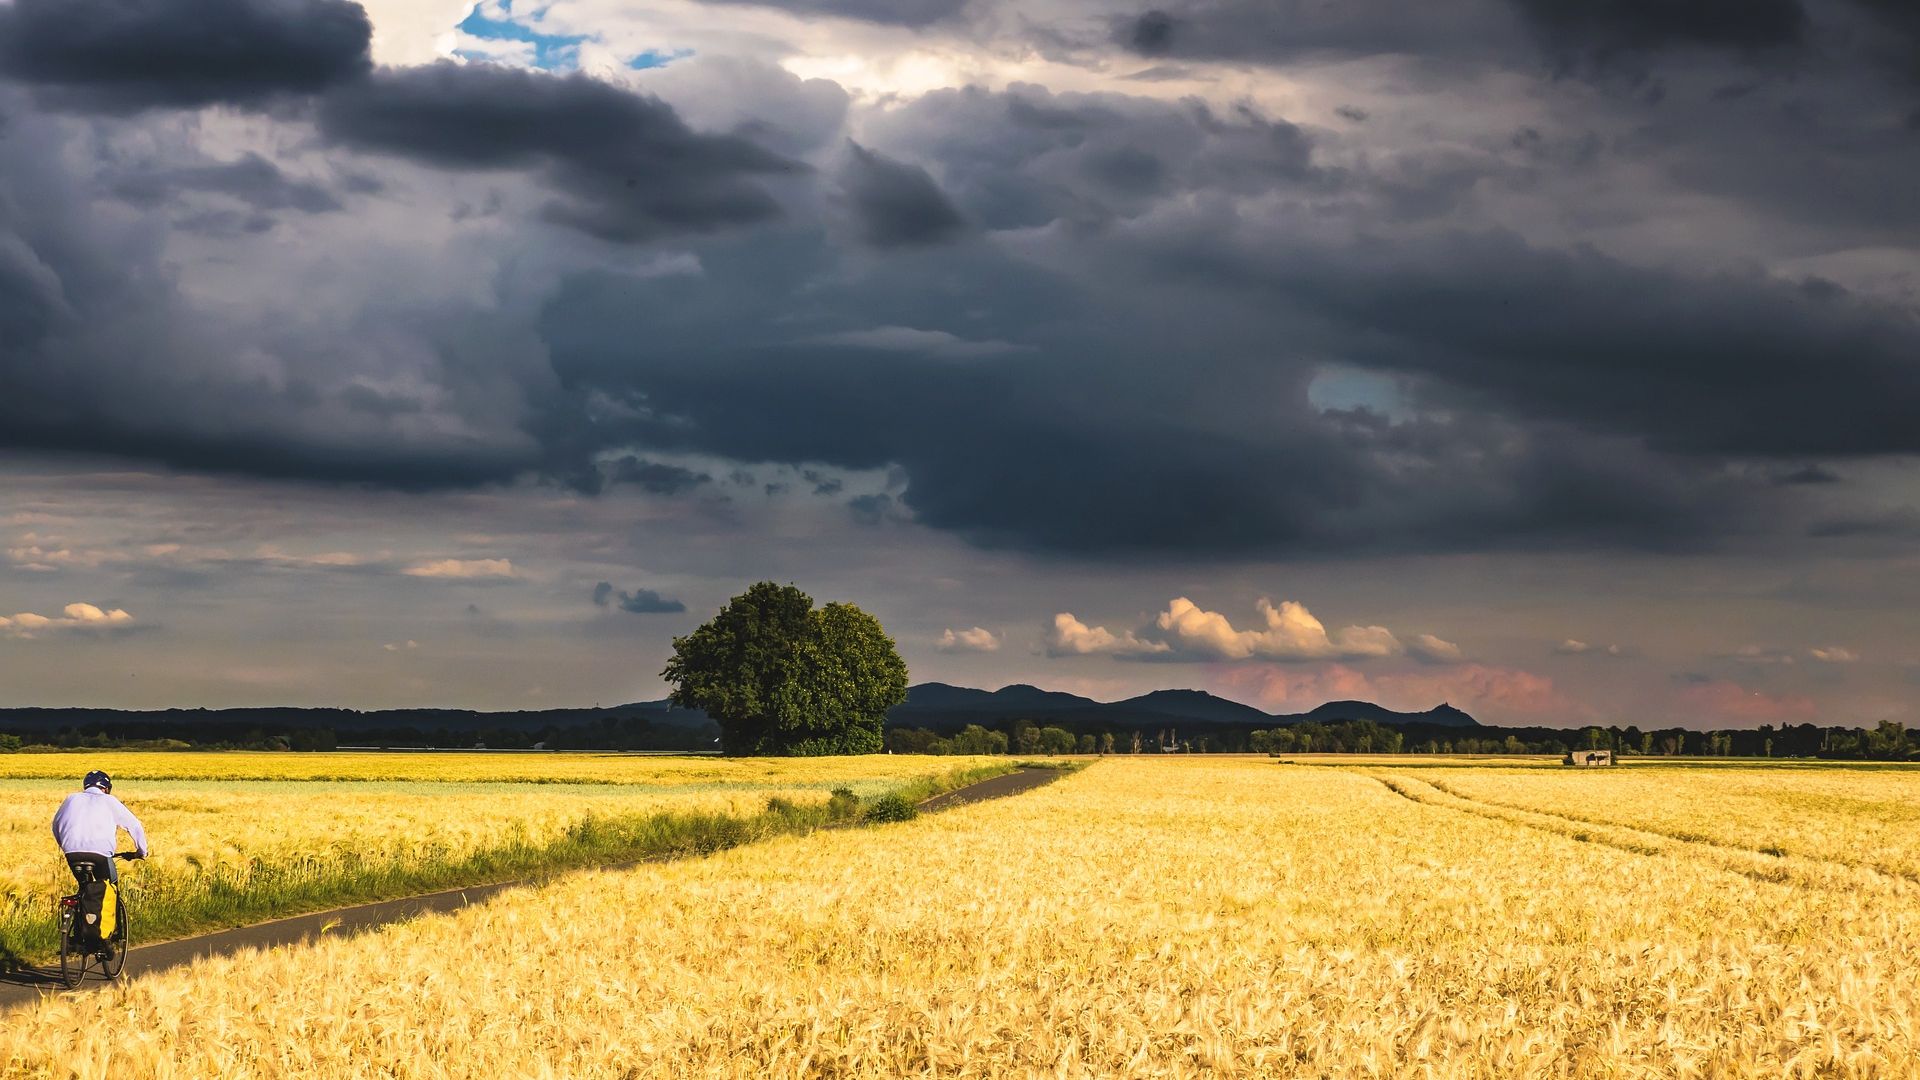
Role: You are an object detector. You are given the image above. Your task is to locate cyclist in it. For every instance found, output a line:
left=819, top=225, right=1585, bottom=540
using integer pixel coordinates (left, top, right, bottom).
left=52, top=770, right=149, bottom=890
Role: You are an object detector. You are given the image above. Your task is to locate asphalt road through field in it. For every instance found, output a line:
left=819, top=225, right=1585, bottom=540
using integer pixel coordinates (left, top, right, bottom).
left=0, top=765, right=1065, bottom=1010
left=916, top=764, right=1061, bottom=812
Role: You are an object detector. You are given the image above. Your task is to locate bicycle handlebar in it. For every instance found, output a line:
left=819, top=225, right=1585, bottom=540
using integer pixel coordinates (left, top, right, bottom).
left=112, top=851, right=143, bottom=860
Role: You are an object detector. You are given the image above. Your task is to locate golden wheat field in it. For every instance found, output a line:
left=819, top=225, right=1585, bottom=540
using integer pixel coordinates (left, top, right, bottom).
left=1374, top=766, right=1920, bottom=876
left=0, top=753, right=1000, bottom=961
left=6, top=756, right=1918, bottom=1078
left=0, top=750, right=1002, bottom=787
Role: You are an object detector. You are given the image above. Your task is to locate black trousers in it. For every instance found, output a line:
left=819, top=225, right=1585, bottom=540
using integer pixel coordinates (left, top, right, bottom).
left=66, top=852, right=116, bottom=887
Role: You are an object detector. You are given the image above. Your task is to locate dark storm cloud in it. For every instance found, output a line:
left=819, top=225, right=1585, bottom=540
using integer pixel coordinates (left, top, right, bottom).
left=0, top=100, right=550, bottom=491
left=171, top=209, right=280, bottom=237
left=604, top=457, right=712, bottom=495
left=0, top=0, right=371, bottom=112
left=3, top=24, right=1915, bottom=568
left=1845, top=0, right=1920, bottom=82
left=802, top=468, right=844, bottom=496
left=840, top=142, right=967, bottom=248
left=866, top=85, right=1319, bottom=231
left=848, top=492, right=894, bottom=524
left=1623, top=102, right=1920, bottom=242
left=1099, top=0, right=1920, bottom=250
left=592, top=582, right=687, bottom=614
left=317, top=62, right=803, bottom=242
left=1509, top=0, right=1809, bottom=58
left=107, top=153, right=344, bottom=214
left=1168, top=226, right=1920, bottom=458
left=1773, top=465, right=1843, bottom=486
left=1114, top=1, right=1519, bottom=65
left=1128, top=10, right=1174, bottom=54
left=1113, top=0, right=1857, bottom=74
left=517, top=58, right=1920, bottom=561
left=694, top=0, right=968, bottom=28
left=1807, top=513, right=1920, bottom=538
left=534, top=226, right=1758, bottom=558
left=0, top=225, right=65, bottom=347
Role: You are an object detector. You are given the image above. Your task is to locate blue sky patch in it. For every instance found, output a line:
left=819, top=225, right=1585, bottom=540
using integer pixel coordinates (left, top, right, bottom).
left=456, top=1, right=590, bottom=71
left=629, top=48, right=695, bottom=70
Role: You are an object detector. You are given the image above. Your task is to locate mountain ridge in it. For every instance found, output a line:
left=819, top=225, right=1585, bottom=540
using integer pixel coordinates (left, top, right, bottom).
left=893, top=682, right=1478, bottom=728
left=0, top=684, right=1479, bottom=746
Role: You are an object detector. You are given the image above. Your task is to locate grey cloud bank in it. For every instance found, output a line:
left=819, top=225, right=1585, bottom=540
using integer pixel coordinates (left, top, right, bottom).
left=0, top=0, right=1914, bottom=727
left=0, top=0, right=372, bottom=111
left=317, top=61, right=803, bottom=242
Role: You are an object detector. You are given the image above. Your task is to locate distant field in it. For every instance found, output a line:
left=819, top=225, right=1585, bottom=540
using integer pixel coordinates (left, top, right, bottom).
left=1277, top=753, right=1566, bottom=767
left=6, top=757, right=1915, bottom=1076
left=0, top=750, right=1002, bottom=786
left=1279, top=753, right=1920, bottom=769
left=0, top=753, right=1006, bottom=964
left=1372, top=763, right=1920, bottom=880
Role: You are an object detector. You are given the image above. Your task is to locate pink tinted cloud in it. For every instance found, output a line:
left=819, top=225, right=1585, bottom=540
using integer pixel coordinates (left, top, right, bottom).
left=1214, top=664, right=1373, bottom=710
left=1676, top=680, right=1818, bottom=726
left=1385, top=664, right=1572, bottom=718
left=1212, top=662, right=1584, bottom=725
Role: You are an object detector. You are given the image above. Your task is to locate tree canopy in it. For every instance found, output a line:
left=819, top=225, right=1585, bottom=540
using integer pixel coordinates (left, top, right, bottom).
left=661, top=582, right=908, bottom=756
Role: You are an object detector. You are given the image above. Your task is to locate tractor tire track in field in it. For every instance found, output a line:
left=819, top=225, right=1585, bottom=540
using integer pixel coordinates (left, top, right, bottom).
left=1415, top=774, right=1920, bottom=887
left=0, top=766, right=1065, bottom=1011
left=1366, top=771, right=1918, bottom=898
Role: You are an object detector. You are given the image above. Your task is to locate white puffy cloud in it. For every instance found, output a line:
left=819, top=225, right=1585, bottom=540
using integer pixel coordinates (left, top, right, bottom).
left=1809, top=646, right=1859, bottom=664
left=254, top=547, right=367, bottom=569
left=1, top=602, right=136, bottom=638
left=937, top=626, right=1001, bottom=652
left=1731, top=644, right=1796, bottom=666
left=403, top=558, right=516, bottom=579
left=1050, top=598, right=1414, bottom=663
left=1408, top=633, right=1464, bottom=663
left=806, top=326, right=1031, bottom=359
left=63, top=603, right=122, bottom=622
left=5, top=537, right=388, bottom=579
left=1556, top=639, right=1621, bottom=656
left=1152, top=597, right=1402, bottom=662
left=1045, top=613, right=1169, bottom=657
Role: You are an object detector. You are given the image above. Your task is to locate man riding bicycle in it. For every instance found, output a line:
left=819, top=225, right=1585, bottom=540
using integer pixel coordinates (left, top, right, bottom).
left=52, top=770, right=149, bottom=889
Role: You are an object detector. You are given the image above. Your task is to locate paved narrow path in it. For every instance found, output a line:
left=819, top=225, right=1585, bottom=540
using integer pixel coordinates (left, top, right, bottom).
left=917, top=764, right=1063, bottom=812
left=0, top=765, right=1067, bottom=1010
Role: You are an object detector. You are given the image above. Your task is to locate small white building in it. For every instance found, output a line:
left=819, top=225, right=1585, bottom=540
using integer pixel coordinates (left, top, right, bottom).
left=1564, top=749, right=1614, bottom=767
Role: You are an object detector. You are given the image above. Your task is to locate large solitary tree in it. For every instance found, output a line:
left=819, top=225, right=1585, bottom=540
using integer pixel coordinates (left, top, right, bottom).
left=661, top=582, right=908, bottom=756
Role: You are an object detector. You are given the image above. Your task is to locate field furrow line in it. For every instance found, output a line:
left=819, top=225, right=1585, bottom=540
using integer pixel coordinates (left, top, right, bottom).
left=1415, top=774, right=1920, bottom=886
left=1366, top=772, right=1916, bottom=899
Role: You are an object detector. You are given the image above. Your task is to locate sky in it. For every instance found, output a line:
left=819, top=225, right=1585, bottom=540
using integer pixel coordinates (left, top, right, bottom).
left=1, top=0, right=1917, bottom=727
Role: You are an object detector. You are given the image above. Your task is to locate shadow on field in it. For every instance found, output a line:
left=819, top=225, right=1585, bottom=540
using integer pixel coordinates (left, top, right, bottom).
left=0, top=946, right=61, bottom=990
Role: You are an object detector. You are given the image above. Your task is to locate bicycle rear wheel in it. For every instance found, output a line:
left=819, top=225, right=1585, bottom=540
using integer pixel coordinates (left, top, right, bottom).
left=58, top=914, right=87, bottom=989
left=102, top=897, right=127, bottom=979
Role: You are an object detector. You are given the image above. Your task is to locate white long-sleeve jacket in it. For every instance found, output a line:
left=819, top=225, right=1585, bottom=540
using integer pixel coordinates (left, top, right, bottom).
left=52, top=788, right=149, bottom=859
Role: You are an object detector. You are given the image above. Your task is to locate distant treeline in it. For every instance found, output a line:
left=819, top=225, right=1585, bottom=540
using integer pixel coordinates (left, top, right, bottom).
left=885, top=718, right=1919, bottom=760
left=0, top=709, right=718, bottom=753
left=4, top=712, right=1915, bottom=761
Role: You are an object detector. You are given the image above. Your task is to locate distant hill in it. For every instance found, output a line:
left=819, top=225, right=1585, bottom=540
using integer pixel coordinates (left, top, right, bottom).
left=0, top=683, right=1476, bottom=750
left=1278, top=700, right=1479, bottom=729
left=903, top=683, right=1101, bottom=711
left=889, top=683, right=1479, bottom=732
left=1109, top=689, right=1277, bottom=726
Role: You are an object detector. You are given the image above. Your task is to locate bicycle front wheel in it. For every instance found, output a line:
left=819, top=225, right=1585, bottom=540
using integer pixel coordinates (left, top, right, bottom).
left=58, top=916, right=87, bottom=989
left=102, top=898, right=127, bottom=979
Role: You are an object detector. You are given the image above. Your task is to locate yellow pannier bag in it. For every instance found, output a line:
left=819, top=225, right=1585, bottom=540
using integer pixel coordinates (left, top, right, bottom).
left=98, top=881, right=117, bottom=940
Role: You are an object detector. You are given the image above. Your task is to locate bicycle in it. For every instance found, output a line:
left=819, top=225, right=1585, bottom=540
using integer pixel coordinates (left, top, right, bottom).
left=55, top=852, right=138, bottom=990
